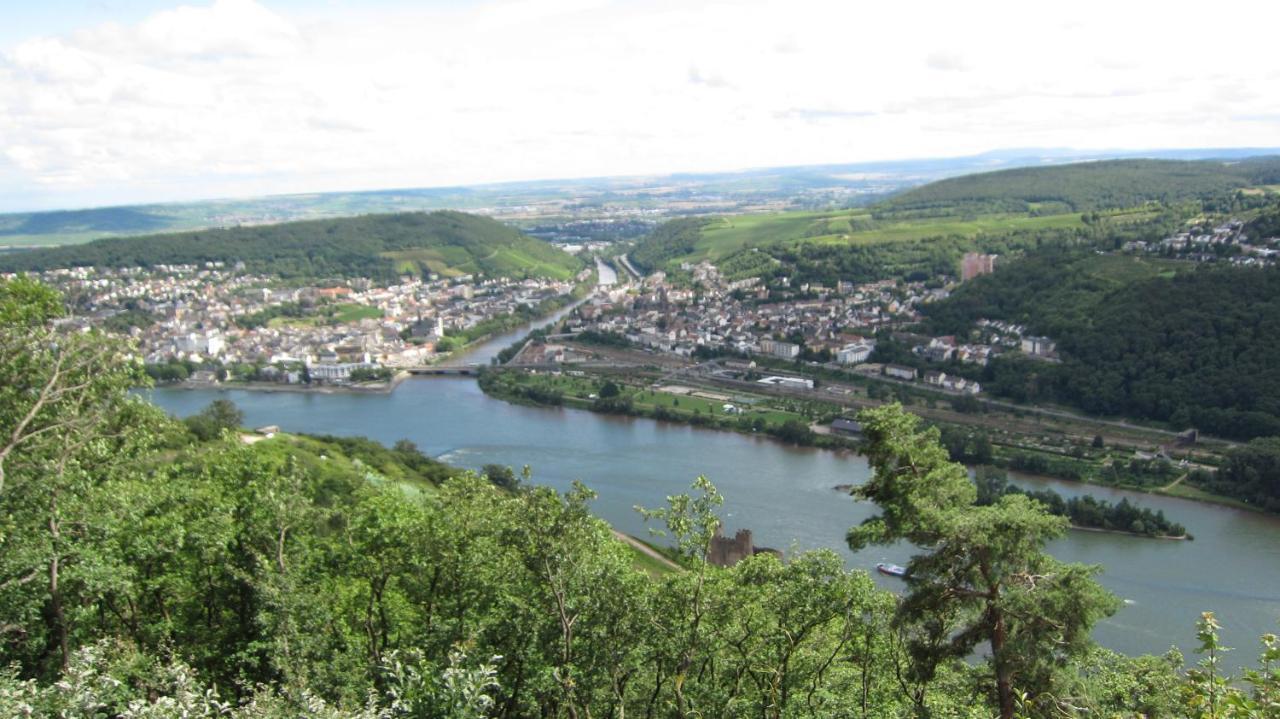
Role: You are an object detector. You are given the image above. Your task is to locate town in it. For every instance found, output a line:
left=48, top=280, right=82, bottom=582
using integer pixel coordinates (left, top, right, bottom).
left=16, top=262, right=587, bottom=386
left=548, top=252, right=1028, bottom=396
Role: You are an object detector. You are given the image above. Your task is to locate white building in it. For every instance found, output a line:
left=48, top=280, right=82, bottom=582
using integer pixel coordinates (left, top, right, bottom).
left=757, top=375, right=814, bottom=390
left=759, top=338, right=801, bottom=360
left=884, top=364, right=916, bottom=381
left=1020, top=336, right=1056, bottom=357
left=837, top=340, right=876, bottom=365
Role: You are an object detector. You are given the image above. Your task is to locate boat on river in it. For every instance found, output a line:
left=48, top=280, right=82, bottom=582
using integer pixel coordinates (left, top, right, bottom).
left=875, top=562, right=908, bottom=578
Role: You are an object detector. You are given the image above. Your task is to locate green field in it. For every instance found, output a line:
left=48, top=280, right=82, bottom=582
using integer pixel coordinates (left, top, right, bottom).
left=331, top=303, right=384, bottom=323
left=264, top=302, right=384, bottom=327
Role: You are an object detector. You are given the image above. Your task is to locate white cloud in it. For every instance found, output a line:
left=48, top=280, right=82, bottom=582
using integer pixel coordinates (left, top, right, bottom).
left=0, top=0, right=1279, bottom=211
left=925, top=51, right=968, bottom=72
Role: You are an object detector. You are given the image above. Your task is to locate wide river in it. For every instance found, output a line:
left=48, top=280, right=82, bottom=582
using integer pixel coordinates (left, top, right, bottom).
left=146, top=264, right=1280, bottom=667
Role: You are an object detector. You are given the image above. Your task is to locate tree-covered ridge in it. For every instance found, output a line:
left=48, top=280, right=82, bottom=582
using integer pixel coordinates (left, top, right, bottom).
left=922, top=250, right=1186, bottom=338
left=887, top=157, right=1280, bottom=213
left=627, top=216, right=712, bottom=272
left=925, top=251, right=1280, bottom=442
left=0, top=211, right=584, bottom=281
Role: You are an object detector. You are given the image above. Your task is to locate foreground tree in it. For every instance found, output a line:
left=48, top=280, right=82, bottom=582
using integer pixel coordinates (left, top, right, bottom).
left=849, top=404, right=1119, bottom=718
left=0, top=277, right=162, bottom=675
left=184, top=398, right=245, bottom=441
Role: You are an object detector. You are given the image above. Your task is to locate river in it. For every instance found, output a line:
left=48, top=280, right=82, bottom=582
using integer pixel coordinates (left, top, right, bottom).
left=449, top=257, right=617, bottom=366
left=145, top=257, right=1280, bottom=667
left=147, top=375, right=1280, bottom=668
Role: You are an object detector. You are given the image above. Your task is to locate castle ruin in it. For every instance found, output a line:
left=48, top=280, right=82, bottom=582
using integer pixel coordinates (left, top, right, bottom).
left=707, top=525, right=782, bottom=567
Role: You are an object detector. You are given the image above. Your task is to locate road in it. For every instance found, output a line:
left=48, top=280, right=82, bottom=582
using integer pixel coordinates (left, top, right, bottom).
left=612, top=530, right=681, bottom=571
left=616, top=254, right=642, bottom=281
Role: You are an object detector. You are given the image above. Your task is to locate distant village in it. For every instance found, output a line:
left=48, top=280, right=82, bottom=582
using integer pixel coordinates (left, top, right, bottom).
left=1123, top=218, right=1279, bottom=266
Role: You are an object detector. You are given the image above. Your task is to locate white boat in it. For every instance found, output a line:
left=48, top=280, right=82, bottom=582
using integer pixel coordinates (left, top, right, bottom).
left=875, top=562, right=908, bottom=578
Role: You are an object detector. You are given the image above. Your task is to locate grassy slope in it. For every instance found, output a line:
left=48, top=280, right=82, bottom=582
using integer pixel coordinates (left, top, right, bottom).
left=0, top=210, right=583, bottom=281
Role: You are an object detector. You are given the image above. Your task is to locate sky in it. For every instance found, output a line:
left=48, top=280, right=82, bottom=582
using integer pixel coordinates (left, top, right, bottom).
left=1, top=0, right=1279, bottom=213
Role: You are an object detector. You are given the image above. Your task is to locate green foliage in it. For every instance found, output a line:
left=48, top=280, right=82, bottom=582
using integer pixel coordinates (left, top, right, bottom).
left=923, top=248, right=1184, bottom=337
left=0, top=275, right=63, bottom=325
left=349, top=366, right=395, bottom=383
left=0, top=211, right=583, bottom=282
left=1197, top=437, right=1280, bottom=512
left=1182, top=612, right=1280, bottom=718
left=6, top=278, right=1280, bottom=718
left=236, top=301, right=312, bottom=329
left=975, top=470, right=1188, bottom=538
left=99, top=308, right=159, bottom=333
left=929, top=248, right=1280, bottom=442
left=480, top=464, right=519, bottom=492
left=0, top=280, right=164, bottom=673
left=628, top=217, right=711, bottom=272
left=183, top=399, right=245, bottom=441
left=851, top=404, right=1120, bottom=718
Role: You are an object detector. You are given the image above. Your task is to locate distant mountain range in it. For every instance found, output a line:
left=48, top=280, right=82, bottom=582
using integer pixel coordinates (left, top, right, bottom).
left=3, top=147, right=1277, bottom=249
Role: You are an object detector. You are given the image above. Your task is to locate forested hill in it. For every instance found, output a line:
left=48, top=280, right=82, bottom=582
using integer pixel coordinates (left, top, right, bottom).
left=0, top=210, right=584, bottom=281
left=925, top=252, right=1280, bottom=440
left=886, top=156, right=1280, bottom=213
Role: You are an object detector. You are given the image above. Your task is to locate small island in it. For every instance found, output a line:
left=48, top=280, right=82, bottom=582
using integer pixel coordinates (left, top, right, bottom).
left=975, top=471, right=1191, bottom=540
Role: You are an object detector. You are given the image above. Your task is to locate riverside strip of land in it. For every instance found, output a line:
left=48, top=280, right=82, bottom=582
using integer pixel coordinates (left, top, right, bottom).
left=483, top=336, right=1237, bottom=516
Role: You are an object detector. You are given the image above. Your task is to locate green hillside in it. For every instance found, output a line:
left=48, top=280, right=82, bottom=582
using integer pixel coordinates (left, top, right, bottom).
left=887, top=156, right=1280, bottom=213
left=628, top=157, right=1280, bottom=274
left=0, top=210, right=584, bottom=281
left=628, top=207, right=1113, bottom=272
left=924, top=249, right=1280, bottom=443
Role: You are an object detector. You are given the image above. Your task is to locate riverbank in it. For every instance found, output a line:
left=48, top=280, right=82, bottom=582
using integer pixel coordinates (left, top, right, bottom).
left=478, top=367, right=864, bottom=452
left=1067, top=525, right=1190, bottom=540
left=158, top=370, right=411, bottom=395
left=495, top=348, right=1271, bottom=518
left=833, top=482, right=1192, bottom=540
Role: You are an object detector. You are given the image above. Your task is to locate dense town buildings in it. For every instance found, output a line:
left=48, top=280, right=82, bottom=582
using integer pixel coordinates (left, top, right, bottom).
left=12, top=263, right=580, bottom=385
